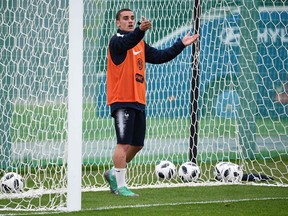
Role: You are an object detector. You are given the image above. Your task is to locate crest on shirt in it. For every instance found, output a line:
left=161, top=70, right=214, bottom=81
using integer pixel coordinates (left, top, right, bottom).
left=135, top=73, right=144, bottom=83
left=137, top=58, right=143, bottom=70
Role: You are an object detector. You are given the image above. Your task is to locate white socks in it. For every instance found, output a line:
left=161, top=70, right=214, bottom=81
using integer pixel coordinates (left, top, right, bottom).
left=114, top=168, right=126, bottom=188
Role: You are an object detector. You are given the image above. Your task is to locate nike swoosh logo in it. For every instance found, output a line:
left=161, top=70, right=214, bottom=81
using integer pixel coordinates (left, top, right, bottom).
left=133, top=49, right=141, bottom=55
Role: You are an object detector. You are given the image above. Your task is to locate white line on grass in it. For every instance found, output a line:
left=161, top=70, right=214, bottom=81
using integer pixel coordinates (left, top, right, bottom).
left=93, top=197, right=288, bottom=211
left=1, top=197, right=288, bottom=215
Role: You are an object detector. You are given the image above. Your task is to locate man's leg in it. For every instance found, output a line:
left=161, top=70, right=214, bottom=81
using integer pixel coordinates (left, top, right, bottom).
left=104, top=143, right=129, bottom=194
left=114, top=110, right=145, bottom=196
left=113, top=144, right=141, bottom=196
left=106, top=108, right=140, bottom=196
left=113, top=144, right=129, bottom=189
left=113, top=144, right=129, bottom=168
left=126, top=146, right=143, bottom=163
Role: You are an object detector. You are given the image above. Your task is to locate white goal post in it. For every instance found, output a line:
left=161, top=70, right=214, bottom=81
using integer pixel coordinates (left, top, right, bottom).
left=67, top=0, right=83, bottom=212
left=0, top=0, right=287, bottom=212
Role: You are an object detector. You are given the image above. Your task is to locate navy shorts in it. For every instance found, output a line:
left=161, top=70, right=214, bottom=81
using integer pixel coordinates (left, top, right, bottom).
left=112, top=108, right=146, bottom=146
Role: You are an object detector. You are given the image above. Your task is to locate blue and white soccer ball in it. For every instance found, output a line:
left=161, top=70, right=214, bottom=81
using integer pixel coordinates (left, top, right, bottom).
left=214, top=162, right=243, bottom=183
left=1, top=172, right=24, bottom=193
left=155, top=160, right=176, bottom=180
left=178, top=162, right=200, bottom=182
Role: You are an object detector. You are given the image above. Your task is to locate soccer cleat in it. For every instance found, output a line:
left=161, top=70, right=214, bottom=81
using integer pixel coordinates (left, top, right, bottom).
left=117, top=186, right=139, bottom=197
left=104, top=170, right=118, bottom=194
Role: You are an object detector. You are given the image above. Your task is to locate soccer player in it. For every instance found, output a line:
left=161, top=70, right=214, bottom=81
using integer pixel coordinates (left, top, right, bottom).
left=104, top=8, right=200, bottom=196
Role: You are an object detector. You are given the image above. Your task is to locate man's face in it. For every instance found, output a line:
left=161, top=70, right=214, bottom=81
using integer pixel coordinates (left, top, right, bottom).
left=116, top=11, right=135, bottom=32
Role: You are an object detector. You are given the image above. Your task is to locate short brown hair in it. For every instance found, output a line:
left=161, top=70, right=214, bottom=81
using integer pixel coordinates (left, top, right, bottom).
left=116, top=8, right=133, bottom=20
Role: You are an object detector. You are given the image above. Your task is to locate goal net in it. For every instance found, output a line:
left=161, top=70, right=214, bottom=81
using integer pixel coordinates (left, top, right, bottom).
left=0, top=0, right=287, bottom=211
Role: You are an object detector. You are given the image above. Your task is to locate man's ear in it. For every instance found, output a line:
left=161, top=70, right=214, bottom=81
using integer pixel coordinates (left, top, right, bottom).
left=116, top=20, right=120, bottom=27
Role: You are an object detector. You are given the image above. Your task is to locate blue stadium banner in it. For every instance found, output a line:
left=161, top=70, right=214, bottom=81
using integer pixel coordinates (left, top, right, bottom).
left=257, top=7, right=288, bottom=117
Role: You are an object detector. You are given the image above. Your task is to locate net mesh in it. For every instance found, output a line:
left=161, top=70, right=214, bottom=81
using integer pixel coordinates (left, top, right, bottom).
left=0, top=0, right=68, bottom=210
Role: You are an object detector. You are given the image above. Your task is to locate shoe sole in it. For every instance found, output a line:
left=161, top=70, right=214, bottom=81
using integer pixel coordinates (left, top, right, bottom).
left=103, top=171, right=118, bottom=194
left=117, top=187, right=139, bottom=197
left=117, top=193, right=139, bottom=197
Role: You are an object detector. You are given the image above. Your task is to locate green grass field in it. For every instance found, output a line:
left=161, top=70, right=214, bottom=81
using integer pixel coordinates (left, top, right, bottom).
left=2, top=185, right=287, bottom=216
